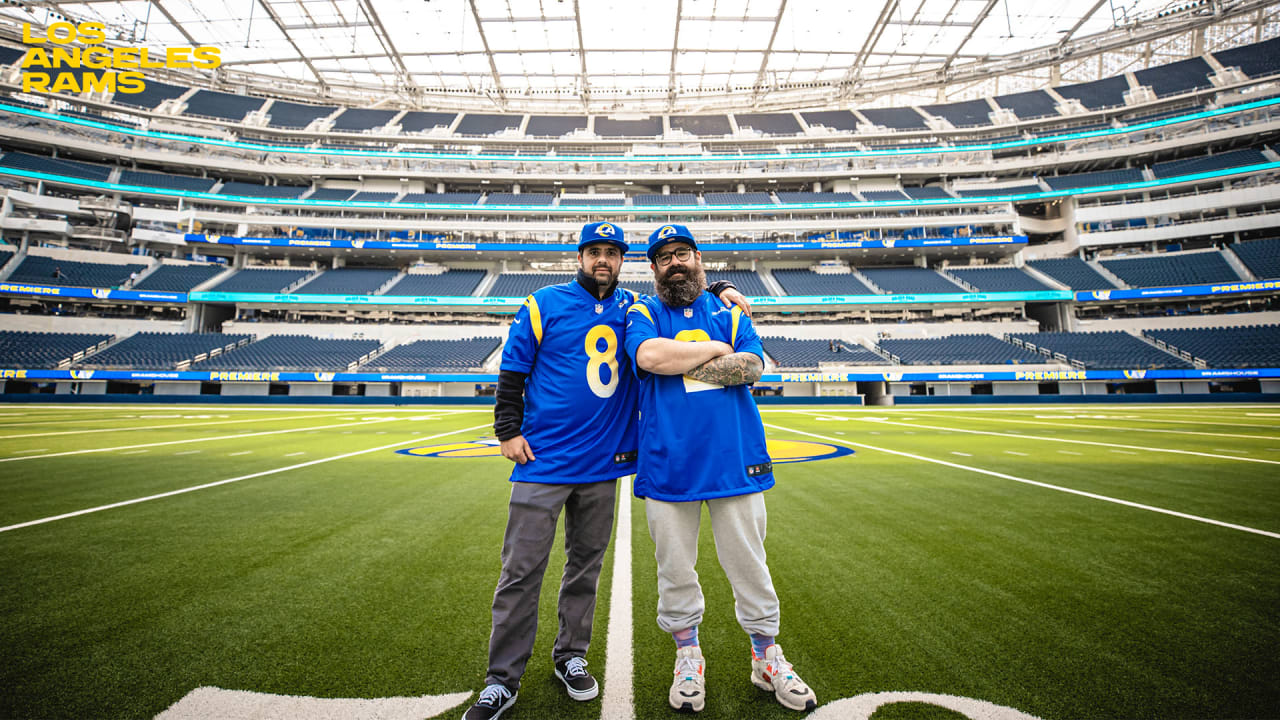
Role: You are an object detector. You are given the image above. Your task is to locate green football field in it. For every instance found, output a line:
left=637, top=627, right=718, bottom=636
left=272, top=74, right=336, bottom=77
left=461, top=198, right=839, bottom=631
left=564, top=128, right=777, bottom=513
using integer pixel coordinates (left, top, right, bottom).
left=1, top=403, right=1277, bottom=720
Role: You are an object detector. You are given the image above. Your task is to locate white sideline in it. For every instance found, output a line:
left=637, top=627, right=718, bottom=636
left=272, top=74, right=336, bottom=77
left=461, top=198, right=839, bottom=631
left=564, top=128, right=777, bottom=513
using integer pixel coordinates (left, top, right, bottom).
left=0, top=422, right=492, bottom=534
left=929, top=413, right=1280, bottom=441
left=601, top=477, right=635, bottom=720
left=764, top=423, right=1280, bottom=540
left=0, top=417, right=405, bottom=463
left=0, top=413, right=341, bottom=440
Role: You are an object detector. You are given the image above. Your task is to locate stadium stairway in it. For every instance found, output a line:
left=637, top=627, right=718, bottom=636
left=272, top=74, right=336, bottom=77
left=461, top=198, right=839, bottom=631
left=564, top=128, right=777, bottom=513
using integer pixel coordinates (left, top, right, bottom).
left=1221, top=247, right=1258, bottom=281
left=758, top=269, right=786, bottom=297
left=123, top=261, right=162, bottom=289
left=1088, top=259, right=1129, bottom=288
left=471, top=271, right=499, bottom=297
left=192, top=266, right=237, bottom=292
left=0, top=246, right=25, bottom=281
left=1021, top=263, right=1072, bottom=291
left=851, top=268, right=885, bottom=294
left=373, top=272, right=405, bottom=295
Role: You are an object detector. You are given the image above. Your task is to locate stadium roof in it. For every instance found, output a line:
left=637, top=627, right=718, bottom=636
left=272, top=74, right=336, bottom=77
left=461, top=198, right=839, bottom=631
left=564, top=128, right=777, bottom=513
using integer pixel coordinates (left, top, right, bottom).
left=2, top=0, right=1277, bottom=112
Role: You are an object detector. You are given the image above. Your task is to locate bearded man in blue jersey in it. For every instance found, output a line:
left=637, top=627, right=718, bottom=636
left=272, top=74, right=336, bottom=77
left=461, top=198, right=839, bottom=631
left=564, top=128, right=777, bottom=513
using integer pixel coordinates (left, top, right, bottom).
left=623, top=224, right=818, bottom=714
left=463, top=221, right=749, bottom=720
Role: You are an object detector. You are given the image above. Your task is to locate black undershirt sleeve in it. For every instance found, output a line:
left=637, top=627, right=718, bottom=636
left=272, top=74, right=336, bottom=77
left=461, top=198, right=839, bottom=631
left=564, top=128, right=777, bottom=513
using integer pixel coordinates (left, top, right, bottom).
left=493, top=369, right=529, bottom=441
left=707, top=280, right=736, bottom=297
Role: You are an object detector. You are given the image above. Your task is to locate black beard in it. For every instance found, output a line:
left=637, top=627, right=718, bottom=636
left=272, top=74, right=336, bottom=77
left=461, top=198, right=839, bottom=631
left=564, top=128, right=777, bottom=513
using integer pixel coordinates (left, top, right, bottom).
left=654, top=263, right=706, bottom=307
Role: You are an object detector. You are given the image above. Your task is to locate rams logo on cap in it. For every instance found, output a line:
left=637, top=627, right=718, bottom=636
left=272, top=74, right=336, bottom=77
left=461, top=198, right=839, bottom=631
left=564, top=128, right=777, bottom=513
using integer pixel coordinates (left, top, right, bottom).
left=596, top=223, right=616, bottom=237
left=658, top=225, right=679, bottom=239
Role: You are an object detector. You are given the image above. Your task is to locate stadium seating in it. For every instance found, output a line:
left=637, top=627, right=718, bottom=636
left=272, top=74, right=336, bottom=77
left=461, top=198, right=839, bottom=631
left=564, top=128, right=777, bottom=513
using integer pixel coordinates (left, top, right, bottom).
left=761, top=337, right=885, bottom=367
left=295, top=268, right=398, bottom=295
left=0, top=330, right=112, bottom=368
left=1099, top=252, right=1241, bottom=287
left=903, top=187, right=953, bottom=200
left=878, top=334, right=1044, bottom=365
left=192, top=335, right=380, bottom=371
left=359, top=338, right=501, bottom=372
left=182, top=90, right=265, bottom=121
left=330, top=109, right=397, bottom=131
left=114, top=80, right=187, bottom=109
left=207, top=267, right=313, bottom=293
left=485, top=193, right=554, bottom=206
left=922, top=99, right=993, bottom=127
left=861, top=190, right=909, bottom=202
left=398, top=111, right=456, bottom=132
left=633, top=193, right=698, bottom=206
left=0, top=45, right=27, bottom=65
left=384, top=269, right=485, bottom=296
left=992, top=90, right=1059, bottom=119
left=1145, top=325, right=1280, bottom=368
left=707, top=270, right=770, bottom=296
left=771, top=269, right=876, bottom=296
left=955, top=184, right=1043, bottom=197
left=77, top=332, right=250, bottom=369
left=488, top=273, right=575, bottom=297
left=799, top=110, right=858, bottom=131
left=118, top=169, right=216, bottom=193
left=526, top=115, right=589, bottom=137
left=860, top=267, right=966, bottom=294
left=8, top=255, right=145, bottom=288
left=1133, top=57, right=1214, bottom=97
left=1043, top=168, right=1143, bottom=191
left=859, top=107, right=929, bottom=130
left=0, top=247, right=13, bottom=269
left=562, top=197, right=626, bottom=206
left=348, top=191, right=398, bottom=203
left=669, top=115, right=733, bottom=136
left=0, top=152, right=112, bottom=182
left=1212, top=36, right=1280, bottom=79
left=703, top=192, right=772, bottom=206
left=1230, top=237, right=1280, bottom=279
left=266, top=100, right=338, bottom=129
left=735, top=113, right=802, bottom=135
left=1054, top=76, right=1130, bottom=109
left=455, top=114, right=522, bottom=135
left=775, top=192, right=858, bottom=204
left=594, top=117, right=663, bottom=137
left=217, top=181, right=307, bottom=199
left=133, top=264, right=225, bottom=292
left=1026, top=257, right=1118, bottom=290
left=1009, top=331, right=1191, bottom=368
left=947, top=266, right=1053, bottom=292
left=306, top=188, right=355, bottom=202
left=1150, top=148, right=1267, bottom=179
left=409, top=192, right=482, bottom=205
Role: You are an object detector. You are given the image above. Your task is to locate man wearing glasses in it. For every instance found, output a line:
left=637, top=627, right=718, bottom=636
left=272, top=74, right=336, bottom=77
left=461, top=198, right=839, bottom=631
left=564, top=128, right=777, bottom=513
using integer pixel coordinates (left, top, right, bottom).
left=623, top=224, right=818, bottom=714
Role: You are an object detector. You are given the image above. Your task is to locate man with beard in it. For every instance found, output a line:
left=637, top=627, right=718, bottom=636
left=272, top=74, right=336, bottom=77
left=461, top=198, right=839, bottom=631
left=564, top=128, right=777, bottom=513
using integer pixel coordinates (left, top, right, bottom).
left=464, top=221, right=750, bottom=720
left=623, top=224, right=818, bottom=714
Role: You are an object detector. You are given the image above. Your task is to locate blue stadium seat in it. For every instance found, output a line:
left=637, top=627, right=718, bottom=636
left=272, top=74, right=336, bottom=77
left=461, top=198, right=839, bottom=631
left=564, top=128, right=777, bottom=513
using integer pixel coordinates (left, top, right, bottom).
left=1230, top=237, right=1280, bottom=279
left=306, top=188, right=355, bottom=202
left=488, top=273, right=574, bottom=297
left=192, top=335, right=380, bottom=371
left=903, top=187, right=953, bottom=200
left=0, top=330, right=112, bottom=368
left=133, top=264, right=224, bottom=292
left=527, top=115, right=588, bottom=137
left=761, top=338, right=884, bottom=367
left=799, top=110, right=859, bottom=131
left=330, top=108, right=397, bottom=131
left=1145, top=325, right=1280, bottom=368
left=1026, top=258, right=1117, bottom=290
left=704, top=192, right=772, bottom=206
left=707, top=271, right=770, bottom=296
left=859, top=107, right=929, bottom=130
left=1099, top=252, right=1240, bottom=287
left=877, top=334, right=1044, bottom=365
left=359, top=338, right=501, bottom=372
left=595, top=117, right=663, bottom=137
left=8, top=255, right=145, bottom=288
left=399, top=111, right=456, bottom=132
left=1150, top=148, right=1267, bottom=179
left=1010, top=331, right=1191, bottom=369
left=114, top=80, right=187, bottom=109
left=0, top=152, right=112, bottom=182
left=669, top=115, right=732, bottom=136
left=208, top=267, right=313, bottom=293
left=266, top=100, right=337, bottom=129
left=771, top=269, right=876, bottom=296
left=485, top=193, right=554, bottom=206
left=218, top=182, right=307, bottom=199
left=348, top=191, right=398, bottom=203
left=861, top=190, right=909, bottom=202
left=385, top=270, right=485, bottom=296
left=1212, top=37, right=1280, bottom=79
left=118, top=169, right=215, bottom=193
left=922, top=99, right=992, bottom=127
left=182, top=90, right=264, bottom=121
left=947, top=267, right=1052, bottom=292
left=1054, top=76, right=1130, bottom=109
left=78, top=332, right=250, bottom=369
left=955, top=185, right=1043, bottom=197
left=296, top=268, right=398, bottom=295
left=992, top=90, right=1059, bottom=119
left=633, top=193, right=698, bottom=206
left=734, top=113, right=801, bottom=135
left=1043, top=168, right=1143, bottom=191
left=860, top=267, right=965, bottom=294
left=455, top=113, right=522, bottom=135
left=1133, top=57, right=1214, bottom=97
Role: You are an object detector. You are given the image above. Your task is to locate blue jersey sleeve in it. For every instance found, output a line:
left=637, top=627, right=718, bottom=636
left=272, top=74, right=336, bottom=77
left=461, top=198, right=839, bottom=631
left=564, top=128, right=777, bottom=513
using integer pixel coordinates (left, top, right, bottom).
left=623, top=301, right=658, bottom=378
left=500, top=294, right=541, bottom=373
left=730, top=306, right=765, bottom=363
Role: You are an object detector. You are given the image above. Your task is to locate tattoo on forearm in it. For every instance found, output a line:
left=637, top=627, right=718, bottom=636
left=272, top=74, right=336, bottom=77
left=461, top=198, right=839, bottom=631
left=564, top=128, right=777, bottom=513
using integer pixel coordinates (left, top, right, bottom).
left=686, top=352, right=762, bottom=386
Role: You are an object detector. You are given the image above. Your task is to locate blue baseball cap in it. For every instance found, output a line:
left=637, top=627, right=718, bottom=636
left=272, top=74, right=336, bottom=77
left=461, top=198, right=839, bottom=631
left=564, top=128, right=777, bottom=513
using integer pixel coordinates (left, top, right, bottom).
left=578, top=221, right=628, bottom=252
left=646, top=224, right=698, bottom=262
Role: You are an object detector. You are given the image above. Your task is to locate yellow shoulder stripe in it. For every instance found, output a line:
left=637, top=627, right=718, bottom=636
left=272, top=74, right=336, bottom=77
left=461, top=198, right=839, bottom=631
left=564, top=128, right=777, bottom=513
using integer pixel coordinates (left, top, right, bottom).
left=627, top=303, right=654, bottom=324
left=524, top=295, right=543, bottom=344
left=731, top=305, right=743, bottom=346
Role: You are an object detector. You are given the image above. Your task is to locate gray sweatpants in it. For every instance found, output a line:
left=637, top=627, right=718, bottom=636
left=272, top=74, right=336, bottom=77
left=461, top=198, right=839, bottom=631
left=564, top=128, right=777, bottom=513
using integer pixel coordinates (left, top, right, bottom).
left=645, top=492, right=780, bottom=637
left=486, top=479, right=617, bottom=689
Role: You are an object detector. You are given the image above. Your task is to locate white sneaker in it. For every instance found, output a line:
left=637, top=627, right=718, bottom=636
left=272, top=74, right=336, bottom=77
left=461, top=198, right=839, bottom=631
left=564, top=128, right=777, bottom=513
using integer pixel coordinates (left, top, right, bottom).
left=669, top=645, right=706, bottom=712
left=750, top=644, right=817, bottom=712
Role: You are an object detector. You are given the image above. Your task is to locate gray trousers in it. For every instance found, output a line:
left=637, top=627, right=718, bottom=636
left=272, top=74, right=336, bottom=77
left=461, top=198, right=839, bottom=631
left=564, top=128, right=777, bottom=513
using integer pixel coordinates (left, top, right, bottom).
left=645, top=492, right=780, bottom=637
left=486, top=479, right=617, bottom=689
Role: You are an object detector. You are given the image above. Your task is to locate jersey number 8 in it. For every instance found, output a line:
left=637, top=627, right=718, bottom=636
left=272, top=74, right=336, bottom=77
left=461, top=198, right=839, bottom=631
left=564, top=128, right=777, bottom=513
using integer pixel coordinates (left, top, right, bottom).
left=584, top=325, right=619, bottom=399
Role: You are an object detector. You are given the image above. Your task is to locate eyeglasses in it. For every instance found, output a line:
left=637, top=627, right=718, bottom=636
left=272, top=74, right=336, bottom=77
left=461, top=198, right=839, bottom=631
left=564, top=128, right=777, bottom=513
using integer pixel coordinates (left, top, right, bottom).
left=654, top=247, right=693, bottom=266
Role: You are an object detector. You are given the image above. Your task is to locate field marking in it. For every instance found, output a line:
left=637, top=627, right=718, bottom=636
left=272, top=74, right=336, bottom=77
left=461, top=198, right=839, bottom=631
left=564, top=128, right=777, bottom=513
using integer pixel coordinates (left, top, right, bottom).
left=1058, top=451, right=1082, bottom=455
left=951, top=452, right=972, bottom=457
left=12, top=448, right=49, bottom=454
left=155, top=687, right=472, bottom=720
left=1005, top=451, right=1028, bottom=456
left=284, top=451, right=306, bottom=457
left=0, top=417, right=406, bottom=464
left=174, top=450, right=201, bottom=456
left=0, top=413, right=344, bottom=441
left=120, top=449, right=149, bottom=455
left=0, top=422, right=492, bottom=534
left=930, top=413, right=1280, bottom=441
left=764, top=423, right=1280, bottom=540
left=228, top=451, right=253, bottom=456
left=601, top=479, right=634, bottom=720
left=824, top=415, right=1280, bottom=466
left=1110, top=450, right=1137, bottom=455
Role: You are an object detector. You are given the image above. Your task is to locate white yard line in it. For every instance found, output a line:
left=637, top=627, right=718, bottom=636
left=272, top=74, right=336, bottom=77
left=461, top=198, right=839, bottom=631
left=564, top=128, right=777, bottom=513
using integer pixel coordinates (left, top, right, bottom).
left=0, top=413, right=342, bottom=441
left=174, top=450, right=201, bottom=456
left=764, top=423, right=1280, bottom=540
left=1005, top=451, right=1029, bottom=456
left=951, top=451, right=972, bottom=457
left=601, top=479, right=634, bottom=720
left=0, top=423, right=492, bottom=534
left=1058, top=451, right=1082, bottom=456
left=284, top=451, right=306, bottom=457
left=925, top=413, right=1280, bottom=442
left=0, top=417, right=406, bottom=464
left=228, top=451, right=253, bottom=456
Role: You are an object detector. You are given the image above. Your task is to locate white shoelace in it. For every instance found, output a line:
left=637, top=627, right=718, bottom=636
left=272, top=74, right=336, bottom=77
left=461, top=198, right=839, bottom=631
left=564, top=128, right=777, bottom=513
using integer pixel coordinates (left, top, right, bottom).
left=675, top=655, right=701, bottom=678
left=564, top=657, right=589, bottom=678
left=478, top=684, right=510, bottom=706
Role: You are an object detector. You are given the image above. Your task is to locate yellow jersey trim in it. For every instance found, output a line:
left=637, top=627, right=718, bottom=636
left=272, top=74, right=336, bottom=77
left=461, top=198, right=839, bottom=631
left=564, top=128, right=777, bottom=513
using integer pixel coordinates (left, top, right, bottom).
left=627, top=303, right=654, bottom=324
left=525, top=295, right=543, bottom=344
left=731, top=305, right=744, bottom=346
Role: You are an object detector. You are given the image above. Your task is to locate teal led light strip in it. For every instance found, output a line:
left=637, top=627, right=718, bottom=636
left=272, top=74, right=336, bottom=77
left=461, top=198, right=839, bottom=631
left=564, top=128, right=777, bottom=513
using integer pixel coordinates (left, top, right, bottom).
left=2, top=94, right=1278, bottom=164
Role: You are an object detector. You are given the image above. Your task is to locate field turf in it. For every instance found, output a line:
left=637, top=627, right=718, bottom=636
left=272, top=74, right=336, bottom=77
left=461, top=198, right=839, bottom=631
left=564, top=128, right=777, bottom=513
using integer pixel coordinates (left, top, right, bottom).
left=0, top=403, right=1276, bottom=719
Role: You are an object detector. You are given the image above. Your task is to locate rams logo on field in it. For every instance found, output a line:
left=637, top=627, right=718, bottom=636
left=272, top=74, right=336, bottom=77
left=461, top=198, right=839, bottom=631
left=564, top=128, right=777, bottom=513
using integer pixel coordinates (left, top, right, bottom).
left=397, top=438, right=852, bottom=464
left=91, top=288, right=111, bottom=299
left=657, top=225, right=679, bottom=239
left=1123, top=370, right=1148, bottom=379
left=596, top=223, right=617, bottom=237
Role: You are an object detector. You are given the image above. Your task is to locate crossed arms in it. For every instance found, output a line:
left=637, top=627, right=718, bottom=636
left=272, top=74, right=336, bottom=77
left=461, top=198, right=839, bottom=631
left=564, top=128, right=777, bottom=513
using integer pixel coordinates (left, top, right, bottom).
left=634, top=338, right=763, bottom=386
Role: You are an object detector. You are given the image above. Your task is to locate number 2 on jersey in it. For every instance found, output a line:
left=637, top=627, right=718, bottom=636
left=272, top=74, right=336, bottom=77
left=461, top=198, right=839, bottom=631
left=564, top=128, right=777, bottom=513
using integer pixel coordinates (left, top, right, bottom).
left=585, top=325, right=619, bottom=398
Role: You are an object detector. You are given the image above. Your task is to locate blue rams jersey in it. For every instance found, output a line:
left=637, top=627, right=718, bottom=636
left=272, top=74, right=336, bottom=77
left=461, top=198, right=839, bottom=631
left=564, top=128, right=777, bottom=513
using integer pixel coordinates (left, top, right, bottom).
left=622, top=291, right=774, bottom=502
left=500, top=280, right=639, bottom=484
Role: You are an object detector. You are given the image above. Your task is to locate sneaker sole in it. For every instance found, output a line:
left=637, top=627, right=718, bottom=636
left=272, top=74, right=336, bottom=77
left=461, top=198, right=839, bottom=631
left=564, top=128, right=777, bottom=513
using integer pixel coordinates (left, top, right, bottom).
left=554, top=669, right=599, bottom=701
left=751, top=674, right=816, bottom=712
left=669, top=695, right=705, bottom=713
left=464, top=691, right=517, bottom=720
